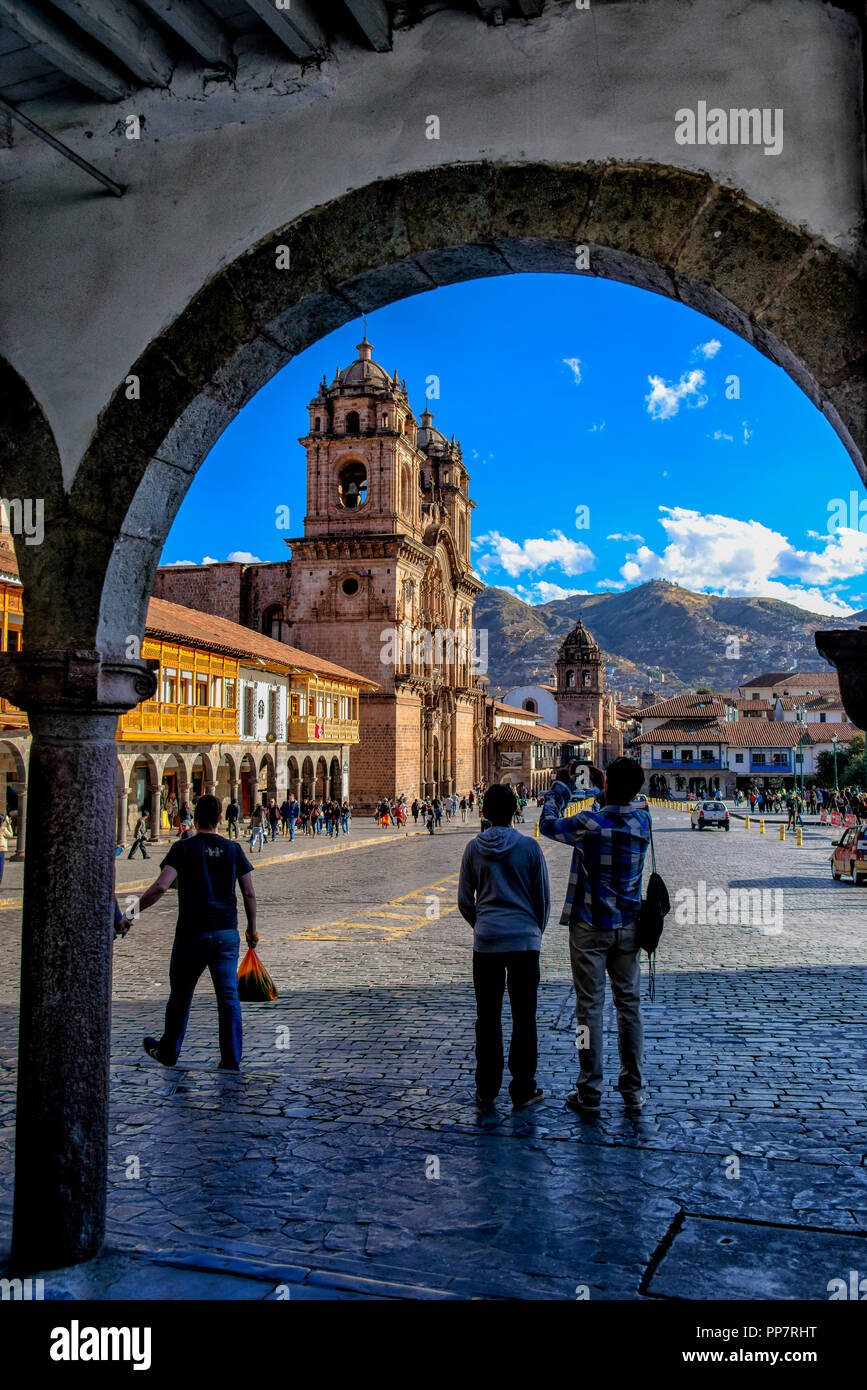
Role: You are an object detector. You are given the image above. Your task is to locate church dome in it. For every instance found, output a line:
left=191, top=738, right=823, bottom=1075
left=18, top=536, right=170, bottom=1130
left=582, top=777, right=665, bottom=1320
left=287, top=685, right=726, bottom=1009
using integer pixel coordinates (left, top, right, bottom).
left=332, top=337, right=391, bottom=392
left=559, top=617, right=600, bottom=658
left=418, top=407, right=449, bottom=454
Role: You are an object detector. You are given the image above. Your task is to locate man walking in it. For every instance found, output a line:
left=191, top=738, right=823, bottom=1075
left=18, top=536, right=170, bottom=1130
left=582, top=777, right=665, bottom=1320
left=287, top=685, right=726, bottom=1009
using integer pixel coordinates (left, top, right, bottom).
left=541, top=757, right=651, bottom=1117
left=458, top=783, right=550, bottom=1111
left=128, top=808, right=150, bottom=859
left=225, top=795, right=240, bottom=839
left=249, top=802, right=265, bottom=852
left=118, top=794, right=257, bottom=1071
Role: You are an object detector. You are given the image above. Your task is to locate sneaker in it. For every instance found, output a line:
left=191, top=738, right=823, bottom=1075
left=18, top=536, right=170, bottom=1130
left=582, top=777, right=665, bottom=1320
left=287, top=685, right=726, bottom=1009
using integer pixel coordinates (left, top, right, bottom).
left=622, top=1095, right=646, bottom=1115
left=565, top=1090, right=601, bottom=1117
left=475, top=1092, right=497, bottom=1113
left=143, top=1036, right=174, bottom=1066
left=512, top=1089, right=545, bottom=1111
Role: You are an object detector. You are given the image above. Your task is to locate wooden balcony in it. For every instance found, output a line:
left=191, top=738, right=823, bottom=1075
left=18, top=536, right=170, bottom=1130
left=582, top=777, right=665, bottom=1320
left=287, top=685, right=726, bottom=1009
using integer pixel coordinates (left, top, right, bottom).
left=288, top=716, right=359, bottom=746
left=0, top=696, right=28, bottom=729
left=119, top=702, right=239, bottom=740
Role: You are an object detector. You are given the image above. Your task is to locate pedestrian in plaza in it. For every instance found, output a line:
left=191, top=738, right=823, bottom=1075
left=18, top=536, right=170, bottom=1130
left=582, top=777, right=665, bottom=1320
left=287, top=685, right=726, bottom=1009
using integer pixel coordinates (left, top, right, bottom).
left=249, top=802, right=265, bottom=852
left=458, top=782, right=550, bottom=1112
left=225, top=796, right=240, bottom=839
left=434, top=797, right=443, bottom=828
left=279, top=796, right=291, bottom=836
left=267, top=799, right=279, bottom=841
left=324, top=800, right=334, bottom=836
left=411, top=797, right=420, bottom=824
left=119, top=794, right=257, bottom=1072
left=315, top=802, right=324, bottom=835
left=460, top=795, right=468, bottom=824
left=0, top=809, right=11, bottom=883
left=178, top=818, right=194, bottom=841
left=128, top=808, right=150, bottom=860
left=341, top=800, right=352, bottom=833
left=426, top=802, right=435, bottom=834
left=541, top=757, right=651, bottom=1117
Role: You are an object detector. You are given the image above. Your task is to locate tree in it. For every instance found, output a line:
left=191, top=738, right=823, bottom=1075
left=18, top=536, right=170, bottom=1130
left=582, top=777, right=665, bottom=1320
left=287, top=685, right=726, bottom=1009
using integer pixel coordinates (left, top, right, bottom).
left=815, top=733, right=864, bottom=788
left=695, top=685, right=713, bottom=698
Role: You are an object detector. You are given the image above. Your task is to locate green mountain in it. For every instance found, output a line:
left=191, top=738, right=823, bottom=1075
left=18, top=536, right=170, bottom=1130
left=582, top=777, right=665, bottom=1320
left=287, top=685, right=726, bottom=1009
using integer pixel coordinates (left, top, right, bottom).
left=475, top=579, right=857, bottom=698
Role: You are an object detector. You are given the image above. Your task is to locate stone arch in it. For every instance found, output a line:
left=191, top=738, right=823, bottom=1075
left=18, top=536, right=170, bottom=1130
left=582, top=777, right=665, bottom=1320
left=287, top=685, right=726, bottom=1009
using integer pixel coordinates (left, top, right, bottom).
left=287, top=755, right=300, bottom=801
left=523, top=699, right=538, bottom=714
left=301, top=755, right=314, bottom=801
left=315, top=756, right=328, bottom=799
left=329, top=756, right=342, bottom=801
left=36, top=158, right=857, bottom=663
left=258, top=753, right=276, bottom=802
left=190, top=749, right=216, bottom=798
left=0, top=735, right=27, bottom=785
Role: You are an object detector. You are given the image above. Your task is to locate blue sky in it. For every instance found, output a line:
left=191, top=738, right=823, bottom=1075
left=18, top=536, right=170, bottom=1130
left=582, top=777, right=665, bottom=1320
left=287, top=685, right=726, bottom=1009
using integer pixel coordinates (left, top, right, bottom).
left=162, top=273, right=867, bottom=617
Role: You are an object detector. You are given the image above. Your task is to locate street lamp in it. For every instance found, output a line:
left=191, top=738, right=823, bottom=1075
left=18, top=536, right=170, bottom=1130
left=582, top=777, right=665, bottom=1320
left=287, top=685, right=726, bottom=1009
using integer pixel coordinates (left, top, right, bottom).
left=832, top=733, right=838, bottom=792
left=794, top=703, right=806, bottom=798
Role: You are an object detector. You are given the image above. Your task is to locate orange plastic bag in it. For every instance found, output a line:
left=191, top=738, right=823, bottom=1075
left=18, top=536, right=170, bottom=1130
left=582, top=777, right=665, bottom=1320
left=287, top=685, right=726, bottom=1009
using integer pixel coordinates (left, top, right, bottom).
left=237, top=947, right=279, bottom=1001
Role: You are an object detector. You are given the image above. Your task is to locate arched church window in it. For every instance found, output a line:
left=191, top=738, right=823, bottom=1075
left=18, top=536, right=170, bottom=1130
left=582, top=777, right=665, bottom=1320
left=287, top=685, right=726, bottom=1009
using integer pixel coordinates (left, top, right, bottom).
left=346, top=411, right=360, bottom=434
left=262, top=605, right=284, bottom=641
left=566, top=671, right=575, bottom=688
left=523, top=699, right=537, bottom=713
left=582, top=670, right=591, bottom=687
left=338, top=461, right=367, bottom=509
left=314, top=416, right=321, bottom=431
left=402, top=465, right=412, bottom=515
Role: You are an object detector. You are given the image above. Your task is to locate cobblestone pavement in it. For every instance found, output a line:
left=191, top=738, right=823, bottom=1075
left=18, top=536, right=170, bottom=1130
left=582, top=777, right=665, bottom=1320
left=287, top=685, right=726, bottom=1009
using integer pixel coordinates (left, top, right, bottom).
left=1, top=809, right=865, bottom=1299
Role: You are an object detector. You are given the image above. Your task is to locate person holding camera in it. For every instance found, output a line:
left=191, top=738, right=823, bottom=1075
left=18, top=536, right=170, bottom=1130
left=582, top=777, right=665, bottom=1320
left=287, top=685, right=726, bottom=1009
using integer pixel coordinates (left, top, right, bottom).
left=540, top=757, right=651, bottom=1117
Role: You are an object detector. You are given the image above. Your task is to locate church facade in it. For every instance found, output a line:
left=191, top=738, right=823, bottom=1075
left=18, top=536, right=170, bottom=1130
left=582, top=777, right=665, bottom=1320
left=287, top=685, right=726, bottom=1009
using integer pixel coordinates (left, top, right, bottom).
left=503, top=617, right=623, bottom=767
left=154, top=338, right=487, bottom=807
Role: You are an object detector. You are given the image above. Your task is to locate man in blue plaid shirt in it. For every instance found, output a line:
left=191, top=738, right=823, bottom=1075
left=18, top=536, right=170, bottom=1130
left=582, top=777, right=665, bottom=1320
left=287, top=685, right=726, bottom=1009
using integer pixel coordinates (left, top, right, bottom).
left=541, top=757, right=651, bottom=1116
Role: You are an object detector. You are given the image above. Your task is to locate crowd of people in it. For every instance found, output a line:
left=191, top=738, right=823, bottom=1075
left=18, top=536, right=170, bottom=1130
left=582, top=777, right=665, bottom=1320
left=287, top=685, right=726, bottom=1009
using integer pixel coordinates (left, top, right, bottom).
left=733, top=785, right=867, bottom=824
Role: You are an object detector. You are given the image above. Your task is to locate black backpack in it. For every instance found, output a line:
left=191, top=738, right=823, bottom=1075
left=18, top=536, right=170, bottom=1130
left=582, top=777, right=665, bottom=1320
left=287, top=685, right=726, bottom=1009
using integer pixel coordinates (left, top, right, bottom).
left=637, top=821, right=670, bottom=1000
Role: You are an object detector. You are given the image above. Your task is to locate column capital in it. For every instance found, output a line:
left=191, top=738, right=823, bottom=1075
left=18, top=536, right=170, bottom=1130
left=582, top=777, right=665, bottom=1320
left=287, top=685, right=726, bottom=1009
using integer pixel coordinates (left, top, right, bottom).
left=0, top=650, right=157, bottom=716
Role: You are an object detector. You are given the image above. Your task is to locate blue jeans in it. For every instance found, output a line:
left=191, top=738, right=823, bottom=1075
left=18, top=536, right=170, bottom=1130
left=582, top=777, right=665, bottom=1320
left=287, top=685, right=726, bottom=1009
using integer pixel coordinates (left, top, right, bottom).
left=250, top=827, right=264, bottom=851
left=160, top=929, right=242, bottom=1067
left=287, top=820, right=295, bottom=841
left=0, top=850, right=4, bottom=883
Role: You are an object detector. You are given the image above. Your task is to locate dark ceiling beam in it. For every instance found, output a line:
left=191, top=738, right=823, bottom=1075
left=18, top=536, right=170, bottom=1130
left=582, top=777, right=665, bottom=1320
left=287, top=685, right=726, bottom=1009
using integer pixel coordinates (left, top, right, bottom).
left=342, top=0, right=391, bottom=52
left=49, top=0, right=174, bottom=87
left=0, top=0, right=129, bottom=99
left=137, top=0, right=233, bottom=69
left=241, top=0, right=327, bottom=61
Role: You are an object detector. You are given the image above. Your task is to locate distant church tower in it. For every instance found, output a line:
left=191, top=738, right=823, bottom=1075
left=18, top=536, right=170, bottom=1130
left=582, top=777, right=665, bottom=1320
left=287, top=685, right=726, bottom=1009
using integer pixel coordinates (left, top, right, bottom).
left=285, top=338, right=485, bottom=806
left=555, top=618, right=619, bottom=766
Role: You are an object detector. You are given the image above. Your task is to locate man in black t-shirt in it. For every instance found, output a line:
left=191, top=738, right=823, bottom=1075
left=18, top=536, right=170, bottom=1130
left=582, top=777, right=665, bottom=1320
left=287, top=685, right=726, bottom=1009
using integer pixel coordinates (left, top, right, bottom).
left=120, top=794, right=257, bottom=1070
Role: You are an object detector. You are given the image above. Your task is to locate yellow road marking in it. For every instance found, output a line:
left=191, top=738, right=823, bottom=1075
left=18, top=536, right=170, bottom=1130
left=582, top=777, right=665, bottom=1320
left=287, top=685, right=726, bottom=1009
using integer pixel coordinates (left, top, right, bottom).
left=282, top=872, right=462, bottom=942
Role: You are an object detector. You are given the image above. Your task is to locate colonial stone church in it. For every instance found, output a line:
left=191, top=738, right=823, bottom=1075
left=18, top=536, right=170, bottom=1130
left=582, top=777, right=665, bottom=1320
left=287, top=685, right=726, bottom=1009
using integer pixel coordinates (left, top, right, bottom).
left=155, top=338, right=486, bottom=806
left=504, top=617, right=623, bottom=767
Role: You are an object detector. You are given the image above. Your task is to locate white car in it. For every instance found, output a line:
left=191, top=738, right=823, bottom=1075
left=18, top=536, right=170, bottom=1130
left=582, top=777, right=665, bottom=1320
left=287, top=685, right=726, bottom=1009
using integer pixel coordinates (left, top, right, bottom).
left=630, top=794, right=649, bottom=810
left=691, top=799, right=730, bottom=831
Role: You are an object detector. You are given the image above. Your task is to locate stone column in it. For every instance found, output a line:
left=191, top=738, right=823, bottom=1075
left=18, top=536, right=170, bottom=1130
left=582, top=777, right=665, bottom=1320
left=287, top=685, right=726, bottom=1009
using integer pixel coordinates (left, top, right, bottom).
left=116, top=787, right=129, bottom=847
left=11, top=783, right=26, bottom=860
left=0, top=650, right=156, bottom=1271
left=148, top=782, right=162, bottom=845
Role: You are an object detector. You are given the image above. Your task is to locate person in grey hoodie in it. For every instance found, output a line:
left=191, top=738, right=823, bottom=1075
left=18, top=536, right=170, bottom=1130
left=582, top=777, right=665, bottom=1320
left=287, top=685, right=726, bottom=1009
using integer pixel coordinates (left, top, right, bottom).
left=458, top=783, right=551, bottom=1112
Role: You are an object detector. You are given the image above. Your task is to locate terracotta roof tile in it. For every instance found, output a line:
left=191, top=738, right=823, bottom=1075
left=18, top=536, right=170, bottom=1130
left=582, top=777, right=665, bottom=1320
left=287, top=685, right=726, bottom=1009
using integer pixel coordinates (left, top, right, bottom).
left=634, top=694, right=726, bottom=721
left=146, top=597, right=376, bottom=688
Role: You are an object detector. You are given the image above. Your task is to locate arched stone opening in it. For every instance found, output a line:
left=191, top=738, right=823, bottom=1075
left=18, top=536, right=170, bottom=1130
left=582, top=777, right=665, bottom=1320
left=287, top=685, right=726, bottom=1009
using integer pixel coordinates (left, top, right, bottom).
left=0, top=162, right=850, bottom=660
left=216, top=751, right=237, bottom=805
left=258, top=753, right=276, bottom=805
left=315, top=757, right=328, bottom=800
left=287, top=756, right=300, bottom=801
left=239, top=753, right=257, bottom=817
left=190, top=750, right=215, bottom=801
left=301, top=756, right=315, bottom=801
left=329, top=756, right=342, bottom=801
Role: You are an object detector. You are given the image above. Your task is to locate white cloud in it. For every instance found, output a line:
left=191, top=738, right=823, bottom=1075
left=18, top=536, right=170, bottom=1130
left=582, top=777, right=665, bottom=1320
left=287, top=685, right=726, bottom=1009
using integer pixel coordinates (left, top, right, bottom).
left=533, top=582, right=591, bottom=603
left=646, top=368, right=707, bottom=420
left=711, top=429, right=734, bottom=443
left=742, top=421, right=752, bottom=444
left=697, top=339, right=721, bottom=359
left=597, top=578, right=628, bottom=590
left=607, top=532, right=644, bottom=543
left=164, top=560, right=195, bottom=567
left=226, top=550, right=261, bottom=563
left=473, top=529, right=596, bottom=578
left=589, top=421, right=606, bottom=432
left=201, top=556, right=219, bottom=564
left=619, top=506, right=866, bottom=616
left=563, top=357, right=582, bottom=386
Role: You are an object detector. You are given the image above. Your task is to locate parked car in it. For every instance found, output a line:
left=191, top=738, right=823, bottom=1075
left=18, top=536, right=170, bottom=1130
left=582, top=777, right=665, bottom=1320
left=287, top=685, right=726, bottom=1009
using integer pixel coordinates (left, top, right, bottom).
left=630, top=793, right=649, bottom=810
left=691, top=799, right=730, bottom=831
left=830, top=826, right=867, bottom=883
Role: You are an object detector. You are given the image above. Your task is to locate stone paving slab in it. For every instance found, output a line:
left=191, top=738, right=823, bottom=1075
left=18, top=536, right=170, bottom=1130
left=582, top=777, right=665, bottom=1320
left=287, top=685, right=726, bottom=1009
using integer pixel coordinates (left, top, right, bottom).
left=1, top=808, right=865, bottom=1299
left=647, top=1215, right=867, bottom=1301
